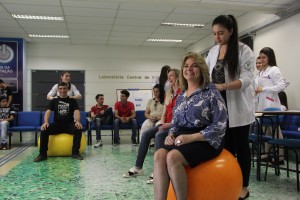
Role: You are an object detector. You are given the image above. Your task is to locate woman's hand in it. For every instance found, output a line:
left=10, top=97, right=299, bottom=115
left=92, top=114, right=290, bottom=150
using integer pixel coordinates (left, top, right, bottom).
left=164, top=134, right=175, bottom=146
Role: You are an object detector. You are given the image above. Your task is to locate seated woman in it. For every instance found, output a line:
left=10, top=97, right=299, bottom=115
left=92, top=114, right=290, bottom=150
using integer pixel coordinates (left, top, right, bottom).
left=140, top=84, right=164, bottom=139
left=153, top=52, right=228, bottom=200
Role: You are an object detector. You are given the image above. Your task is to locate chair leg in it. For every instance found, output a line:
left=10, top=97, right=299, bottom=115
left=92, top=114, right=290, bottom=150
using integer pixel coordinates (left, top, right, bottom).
left=9, top=132, right=12, bottom=149
left=35, top=130, right=38, bottom=146
left=111, top=129, right=114, bottom=144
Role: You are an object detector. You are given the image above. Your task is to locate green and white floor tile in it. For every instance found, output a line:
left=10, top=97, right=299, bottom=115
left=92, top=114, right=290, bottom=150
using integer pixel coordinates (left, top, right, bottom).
left=0, top=131, right=299, bottom=200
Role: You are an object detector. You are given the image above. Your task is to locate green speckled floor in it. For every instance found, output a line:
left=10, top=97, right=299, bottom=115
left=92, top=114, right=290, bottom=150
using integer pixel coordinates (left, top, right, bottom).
left=0, top=132, right=300, bottom=200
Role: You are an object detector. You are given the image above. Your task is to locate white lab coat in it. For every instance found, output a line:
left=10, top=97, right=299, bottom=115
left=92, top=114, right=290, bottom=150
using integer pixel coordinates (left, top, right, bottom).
left=206, top=42, right=255, bottom=128
left=47, top=83, right=81, bottom=99
left=254, top=66, right=289, bottom=111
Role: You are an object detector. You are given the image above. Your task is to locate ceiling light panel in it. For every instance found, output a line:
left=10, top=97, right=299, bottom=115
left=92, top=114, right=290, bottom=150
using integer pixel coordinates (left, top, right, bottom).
left=161, top=22, right=204, bottom=28
left=147, top=39, right=182, bottom=42
left=29, top=34, right=69, bottom=38
left=12, top=14, right=64, bottom=21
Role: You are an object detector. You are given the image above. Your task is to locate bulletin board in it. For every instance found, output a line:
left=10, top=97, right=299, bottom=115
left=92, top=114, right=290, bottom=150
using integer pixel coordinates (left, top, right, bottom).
left=116, top=89, right=152, bottom=111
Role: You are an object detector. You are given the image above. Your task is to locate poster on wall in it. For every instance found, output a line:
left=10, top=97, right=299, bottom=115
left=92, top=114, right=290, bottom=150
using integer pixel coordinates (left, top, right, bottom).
left=0, top=38, right=24, bottom=111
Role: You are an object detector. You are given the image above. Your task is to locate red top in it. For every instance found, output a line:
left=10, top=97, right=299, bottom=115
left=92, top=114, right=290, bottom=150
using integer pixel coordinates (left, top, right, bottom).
left=114, top=101, right=135, bottom=117
left=165, top=88, right=181, bottom=123
left=91, top=104, right=109, bottom=116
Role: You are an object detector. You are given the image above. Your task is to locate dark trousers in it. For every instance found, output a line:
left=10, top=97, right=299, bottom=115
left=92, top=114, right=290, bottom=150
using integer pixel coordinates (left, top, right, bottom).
left=39, top=123, right=82, bottom=156
left=224, top=124, right=251, bottom=187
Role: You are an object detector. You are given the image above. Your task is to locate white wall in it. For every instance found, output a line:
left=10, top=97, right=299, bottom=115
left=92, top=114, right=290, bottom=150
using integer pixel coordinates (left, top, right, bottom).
left=254, top=13, right=300, bottom=109
left=25, top=44, right=185, bottom=111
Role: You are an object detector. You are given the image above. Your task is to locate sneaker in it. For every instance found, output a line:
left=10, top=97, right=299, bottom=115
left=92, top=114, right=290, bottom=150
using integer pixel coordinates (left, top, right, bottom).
left=0, top=143, right=8, bottom=150
left=123, top=167, right=144, bottom=178
left=86, top=117, right=93, bottom=123
left=72, top=154, right=84, bottom=160
left=94, top=140, right=103, bottom=148
left=146, top=173, right=154, bottom=184
left=34, top=155, right=47, bottom=162
left=131, top=138, right=138, bottom=146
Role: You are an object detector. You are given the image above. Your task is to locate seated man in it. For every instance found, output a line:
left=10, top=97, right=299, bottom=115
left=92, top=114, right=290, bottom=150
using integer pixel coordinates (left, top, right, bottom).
left=88, top=94, right=112, bottom=148
left=114, top=90, right=137, bottom=145
left=0, top=79, right=13, bottom=107
left=34, top=82, right=83, bottom=162
left=0, top=96, right=15, bottom=150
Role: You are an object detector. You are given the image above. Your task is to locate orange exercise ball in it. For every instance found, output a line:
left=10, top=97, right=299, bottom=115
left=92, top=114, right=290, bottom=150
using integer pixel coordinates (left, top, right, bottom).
left=167, top=149, right=242, bottom=200
left=38, top=133, right=86, bottom=156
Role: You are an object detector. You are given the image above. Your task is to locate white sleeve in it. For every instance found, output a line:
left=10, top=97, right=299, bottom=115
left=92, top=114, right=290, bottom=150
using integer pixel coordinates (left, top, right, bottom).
left=262, top=67, right=288, bottom=93
left=71, top=84, right=81, bottom=96
left=47, top=84, right=58, bottom=98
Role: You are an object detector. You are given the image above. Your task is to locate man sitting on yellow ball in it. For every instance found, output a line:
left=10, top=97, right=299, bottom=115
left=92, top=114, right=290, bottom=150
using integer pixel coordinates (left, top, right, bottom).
left=34, top=82, right=83, bottom=162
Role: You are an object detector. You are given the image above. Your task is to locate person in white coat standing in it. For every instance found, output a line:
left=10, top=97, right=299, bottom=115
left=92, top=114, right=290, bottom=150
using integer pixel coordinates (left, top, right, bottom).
left=205, top=15, right=255, bottom=200
left=255, top=47, right=289, bottom=111
left=255, top=47, right=289, bottom=164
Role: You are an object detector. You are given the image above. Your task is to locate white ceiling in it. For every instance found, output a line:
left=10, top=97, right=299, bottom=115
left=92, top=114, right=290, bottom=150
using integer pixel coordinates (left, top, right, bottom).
left=0, top=0, right=298, bottom=48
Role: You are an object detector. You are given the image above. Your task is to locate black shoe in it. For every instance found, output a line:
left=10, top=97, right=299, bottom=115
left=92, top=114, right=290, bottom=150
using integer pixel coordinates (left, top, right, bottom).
left=114, top=140, right=120, bottom=145
left=131, top=138, right=138, bottom=146
left=0, top=143, right=8, bottom=150
left=239, top=191, right=249, bottom=200
left=34, top=155, right=47, bottom=162
left=72, top=154, right=84, bottom=160
left=270, top=160, right=285, bottom=166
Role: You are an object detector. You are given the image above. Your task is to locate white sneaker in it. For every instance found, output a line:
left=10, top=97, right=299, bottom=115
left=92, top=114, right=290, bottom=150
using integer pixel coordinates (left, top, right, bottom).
left=94, top=140, right=103, bottom=148
left=146, top=173, right=153, bottom=184
left=123, top=167, right=143, bottom=178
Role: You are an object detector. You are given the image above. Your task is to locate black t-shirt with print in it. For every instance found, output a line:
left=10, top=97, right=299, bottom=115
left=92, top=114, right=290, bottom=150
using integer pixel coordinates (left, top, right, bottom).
left=48, top=97, right=79, bottom=124
left=0, top=86, right=12, bottom=99
left=0, top=106, right=15, bottom=125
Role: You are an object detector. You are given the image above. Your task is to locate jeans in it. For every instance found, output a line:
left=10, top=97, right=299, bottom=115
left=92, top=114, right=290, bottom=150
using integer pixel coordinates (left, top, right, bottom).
left=94, top=107, right=113, bottom=141
left=154, top=128, right=170, bottom=150
left=0, top=121, right=9, bottom=144
left=114, top=118, right=137, bottom=142
left=135, top=125, right=159, bottom=168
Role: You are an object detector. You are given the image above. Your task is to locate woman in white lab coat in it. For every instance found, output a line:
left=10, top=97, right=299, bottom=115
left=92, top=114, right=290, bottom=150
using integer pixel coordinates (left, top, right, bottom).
left=206, top=15, right=255, bottom=200
left=255, top=47, right=289, bottom=164
left=255, top=47, right=289, bottom=111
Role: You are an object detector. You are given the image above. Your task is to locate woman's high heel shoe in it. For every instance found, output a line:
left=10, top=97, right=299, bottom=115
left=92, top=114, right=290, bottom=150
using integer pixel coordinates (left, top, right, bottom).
left=238, top=191, right=249, bottom=200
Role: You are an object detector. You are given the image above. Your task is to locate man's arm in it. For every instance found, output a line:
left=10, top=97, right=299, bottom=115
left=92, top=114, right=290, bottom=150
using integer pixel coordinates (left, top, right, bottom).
left=74, top=110, right=83, bottom=129
left=7, top=95, right=12, bottom=106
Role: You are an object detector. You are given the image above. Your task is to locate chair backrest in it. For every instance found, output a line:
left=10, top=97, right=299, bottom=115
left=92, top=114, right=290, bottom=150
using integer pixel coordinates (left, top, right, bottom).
left=41, top=111, right=54, bottom=124
left=17, top=111, right=41, bottom=127
left=261, top=107, right=281, bottom=125
left=136, top=110, right=146, bottom=126
left=80, top=111, right=88, bottom=128
left=281, top=115, right=300, bottom=131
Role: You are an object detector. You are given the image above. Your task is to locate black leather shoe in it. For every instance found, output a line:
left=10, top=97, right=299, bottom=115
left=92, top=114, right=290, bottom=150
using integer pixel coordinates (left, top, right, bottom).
left=239, top=191, right=249, bottom=200
left=72, top=154, right=83, bottom=160
left=34, top=155, right=47, bottom=162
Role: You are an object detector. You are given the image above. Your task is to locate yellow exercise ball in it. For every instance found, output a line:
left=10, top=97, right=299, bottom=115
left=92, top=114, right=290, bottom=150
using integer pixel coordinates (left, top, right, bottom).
left=38, top=133, right=86, bottom=156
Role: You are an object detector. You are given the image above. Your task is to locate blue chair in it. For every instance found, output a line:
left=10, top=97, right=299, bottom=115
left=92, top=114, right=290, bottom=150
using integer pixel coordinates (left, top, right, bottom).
left=265, top=138, right=300, bottom=191
left=8, top=111, right=42, bottom=147
left=37, top=111, right=54, bottom=131
left=281, top=115, right=300, bottom=139
left=80, top=111, right=88, bottom=132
